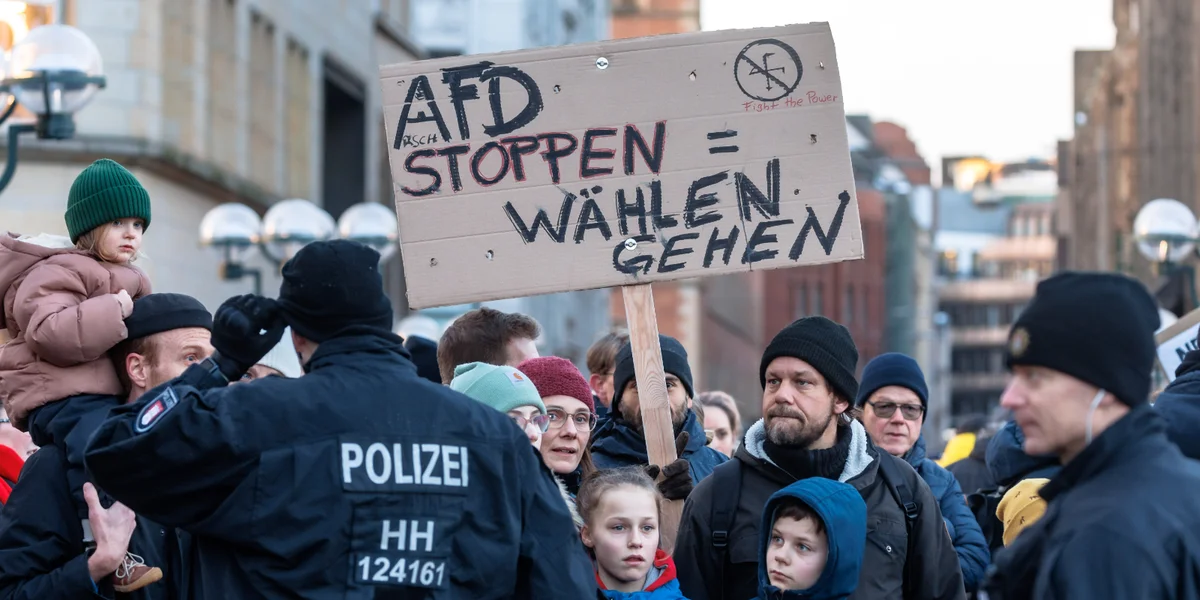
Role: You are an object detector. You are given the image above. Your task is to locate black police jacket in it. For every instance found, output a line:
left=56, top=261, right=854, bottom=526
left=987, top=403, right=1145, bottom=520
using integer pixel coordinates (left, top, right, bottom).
left=0, top=395, right=181, bottom=600
left=84, top=330, right=598, bottom=599
left=984, top=404, right=1200, bottom=599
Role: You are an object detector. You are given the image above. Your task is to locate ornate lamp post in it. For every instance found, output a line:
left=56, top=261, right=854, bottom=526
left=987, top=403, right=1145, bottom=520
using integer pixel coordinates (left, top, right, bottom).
left=0, top=24, right=106, bottom=193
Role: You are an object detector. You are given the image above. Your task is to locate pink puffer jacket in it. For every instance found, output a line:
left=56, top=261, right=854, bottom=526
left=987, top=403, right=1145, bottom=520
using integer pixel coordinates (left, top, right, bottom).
left=0, top=232, right=151, bottom=431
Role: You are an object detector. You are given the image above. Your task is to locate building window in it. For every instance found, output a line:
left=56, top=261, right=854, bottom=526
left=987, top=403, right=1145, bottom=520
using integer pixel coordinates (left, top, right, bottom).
left=812, top=282, right=824, bottom=317
left=285, top=38, right=312, bottom=197
left=207, top=0, right=239, bottom=173
left=859, top=286, right=868, bottom=330
left=163, top=0, right=197, bottom=148
left=844, top=285, right=855, bottom=325
left=939, top=250, right=958, bottom=277
left=248, top=12, right=278, bottom=190
left=793, top=283, right=808, bottom=318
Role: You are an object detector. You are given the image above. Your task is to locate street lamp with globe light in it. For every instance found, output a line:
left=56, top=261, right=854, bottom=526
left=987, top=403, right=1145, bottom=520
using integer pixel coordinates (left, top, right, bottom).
left=199, top=199, right=399, bottom=296
left=0, top=23, right=106, bottom=194
left=1133, top=198, right=1199, bottom=272
left=1133, top=198, right=1200, bottom=316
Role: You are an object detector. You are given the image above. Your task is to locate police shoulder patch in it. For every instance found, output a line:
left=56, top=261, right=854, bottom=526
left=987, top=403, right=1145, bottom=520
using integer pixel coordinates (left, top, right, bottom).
left=135, top=387, right=180, bottom=433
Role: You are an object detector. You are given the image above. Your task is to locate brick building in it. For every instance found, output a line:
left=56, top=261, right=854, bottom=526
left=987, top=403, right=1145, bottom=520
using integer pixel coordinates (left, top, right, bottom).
left=612, top=0, right=699, bottom=39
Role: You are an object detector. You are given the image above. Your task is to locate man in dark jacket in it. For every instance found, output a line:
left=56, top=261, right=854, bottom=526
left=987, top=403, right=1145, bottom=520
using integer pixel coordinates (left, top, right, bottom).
left=1151, top=341, right=1200, bottom=459
left=946, top=435, right=993, bottom=497
left=589, top=334, right=727, bottom=498
left=0, top=293, right=213, bottom=599
left=985, top=272, right=1200, bottom=599
left=855, top=353, right=989, bottom=593
left=674, top=317, right=965, bottom=600
left=84, top=240, right=596, bottom=598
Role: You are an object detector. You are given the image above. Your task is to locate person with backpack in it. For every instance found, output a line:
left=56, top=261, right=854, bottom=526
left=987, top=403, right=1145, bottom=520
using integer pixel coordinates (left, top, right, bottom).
left=673, top=317, right=965, bottom=600
left=855, top=353, right=989, bottom=593
left=964, top=420, right=1060, bottom=558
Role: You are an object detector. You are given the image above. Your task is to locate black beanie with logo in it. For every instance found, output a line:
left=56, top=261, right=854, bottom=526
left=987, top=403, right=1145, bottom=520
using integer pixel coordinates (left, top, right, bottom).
left=1006, top=271, right=1160, bottom=406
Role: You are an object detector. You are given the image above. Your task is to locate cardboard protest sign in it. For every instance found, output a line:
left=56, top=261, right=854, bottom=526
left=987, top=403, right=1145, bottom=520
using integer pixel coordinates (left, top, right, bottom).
left=1156, top=307, right=1200, bottom=382
left=380, top=22, right=862, bottom=309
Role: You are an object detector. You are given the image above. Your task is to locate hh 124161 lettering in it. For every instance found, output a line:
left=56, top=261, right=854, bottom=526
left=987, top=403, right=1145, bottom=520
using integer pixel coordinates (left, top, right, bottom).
left=341, top=441, right=470, bottom=491
left=354, top=555, right=449, bottom=590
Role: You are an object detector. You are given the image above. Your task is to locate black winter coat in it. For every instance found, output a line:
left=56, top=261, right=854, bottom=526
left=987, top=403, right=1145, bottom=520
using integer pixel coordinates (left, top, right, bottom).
left=985, top=404, right=1200, bottom=599
left=0, top=396, right=180, bottom=600
left=84, top=330, right=598, bottom=599
left=946, top=436, right=994, bottom=496
left=674, top=419, right=965, bottom=600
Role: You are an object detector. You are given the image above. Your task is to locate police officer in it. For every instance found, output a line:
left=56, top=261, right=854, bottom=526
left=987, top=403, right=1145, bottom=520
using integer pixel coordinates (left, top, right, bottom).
left=84, top=240, right=597, bottom=599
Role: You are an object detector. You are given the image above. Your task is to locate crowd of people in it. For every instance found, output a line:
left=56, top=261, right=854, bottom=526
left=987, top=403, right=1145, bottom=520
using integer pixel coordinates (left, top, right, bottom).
left=1, top=158, right=1199, bottom=599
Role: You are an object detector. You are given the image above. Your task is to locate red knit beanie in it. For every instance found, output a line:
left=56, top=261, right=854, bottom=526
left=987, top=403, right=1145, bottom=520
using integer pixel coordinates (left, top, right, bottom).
left=517, top=357, right=595, bottom=413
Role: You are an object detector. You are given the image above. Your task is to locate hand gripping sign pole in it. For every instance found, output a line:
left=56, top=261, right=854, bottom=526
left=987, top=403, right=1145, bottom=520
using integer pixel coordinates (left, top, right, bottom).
left=621, top=282, right=683, bottom=551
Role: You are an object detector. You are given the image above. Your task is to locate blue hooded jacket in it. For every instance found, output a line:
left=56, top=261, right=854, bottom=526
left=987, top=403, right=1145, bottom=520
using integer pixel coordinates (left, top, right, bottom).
left=755, top=478, right=866, bottom=600
left=986, top=421, right=1061, bottom=488
left=904, top=435, right=990, bottom=591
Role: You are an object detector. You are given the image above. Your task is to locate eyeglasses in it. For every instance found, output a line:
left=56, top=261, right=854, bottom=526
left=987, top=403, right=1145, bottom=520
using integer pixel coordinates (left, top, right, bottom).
left=866, top=401, right=925, bottom=421
left=509, top=413, right=551, bottom=433
left=546, top=408, right=598, bottom=431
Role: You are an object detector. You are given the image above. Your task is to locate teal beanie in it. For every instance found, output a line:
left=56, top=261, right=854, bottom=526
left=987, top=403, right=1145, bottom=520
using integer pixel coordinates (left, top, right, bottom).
left=449, top=362, right=546, bottom=415
left=65, top=158, right=152, bottom=243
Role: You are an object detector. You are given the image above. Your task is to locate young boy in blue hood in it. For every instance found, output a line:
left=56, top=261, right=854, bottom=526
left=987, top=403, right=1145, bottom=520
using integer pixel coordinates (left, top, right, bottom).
left=756, top=478, right=866, bottom=600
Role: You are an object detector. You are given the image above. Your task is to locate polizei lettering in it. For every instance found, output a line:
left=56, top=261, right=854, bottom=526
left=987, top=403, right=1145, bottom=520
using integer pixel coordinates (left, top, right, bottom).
left=341, top=441, right=470, bottom=492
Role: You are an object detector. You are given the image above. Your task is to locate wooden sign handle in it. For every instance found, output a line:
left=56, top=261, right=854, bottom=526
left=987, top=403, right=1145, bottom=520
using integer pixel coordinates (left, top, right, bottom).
left=621, top=283, right=684, bottom=552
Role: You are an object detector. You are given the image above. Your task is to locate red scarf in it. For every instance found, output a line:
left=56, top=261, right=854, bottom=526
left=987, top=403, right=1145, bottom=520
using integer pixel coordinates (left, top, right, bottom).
left=0, top=444, right=24, bottom=505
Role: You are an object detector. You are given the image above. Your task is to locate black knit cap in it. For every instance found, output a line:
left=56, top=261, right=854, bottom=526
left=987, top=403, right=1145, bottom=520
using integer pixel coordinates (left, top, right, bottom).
left=277, top=240, right=394, bottom=343
left=1006, top=271, right=1160, bottom=406
left=125, top=293, right=212, bottom=340
left=611, top=334, right=694, bottom=412
left=760, top=316, right=859, bottom=402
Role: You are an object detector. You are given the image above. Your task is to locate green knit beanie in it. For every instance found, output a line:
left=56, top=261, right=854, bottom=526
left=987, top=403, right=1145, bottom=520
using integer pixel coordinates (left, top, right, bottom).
left=449, top=362, right=546, bottom=415
left=65, top=159, right=152, bottom=243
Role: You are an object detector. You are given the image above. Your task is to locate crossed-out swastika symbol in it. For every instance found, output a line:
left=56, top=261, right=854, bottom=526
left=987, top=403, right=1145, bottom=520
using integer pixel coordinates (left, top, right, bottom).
left=734, top=38, right=802, bottom=102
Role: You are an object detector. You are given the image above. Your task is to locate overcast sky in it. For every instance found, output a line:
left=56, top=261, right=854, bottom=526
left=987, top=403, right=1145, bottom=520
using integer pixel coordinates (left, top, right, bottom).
left=701, top=0, right=1115, bottom=179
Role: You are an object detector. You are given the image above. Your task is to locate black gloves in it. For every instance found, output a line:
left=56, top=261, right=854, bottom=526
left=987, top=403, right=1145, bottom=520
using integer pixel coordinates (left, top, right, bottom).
left=644, top=431, right=694, bottom=501
left=210, top=294, right=287, bottom=381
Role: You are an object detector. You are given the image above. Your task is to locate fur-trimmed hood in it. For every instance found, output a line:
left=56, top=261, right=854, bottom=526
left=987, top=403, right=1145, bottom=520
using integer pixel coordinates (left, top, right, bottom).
left=555, top=474, right=584, bottom=531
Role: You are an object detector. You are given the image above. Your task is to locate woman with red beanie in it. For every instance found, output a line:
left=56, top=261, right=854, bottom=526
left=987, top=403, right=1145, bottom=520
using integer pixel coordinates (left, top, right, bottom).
left=518, top=356, right=599, bottom=500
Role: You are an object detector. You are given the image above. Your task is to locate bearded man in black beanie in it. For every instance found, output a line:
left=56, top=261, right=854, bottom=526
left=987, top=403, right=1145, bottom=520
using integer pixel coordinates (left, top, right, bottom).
left=675, top=316, right=965, bottom=600
left=83, top=240, right=597, bottom=598
left=589, top=334, right=729, bottom=500
left=984, top=272, right=1200, bottom=600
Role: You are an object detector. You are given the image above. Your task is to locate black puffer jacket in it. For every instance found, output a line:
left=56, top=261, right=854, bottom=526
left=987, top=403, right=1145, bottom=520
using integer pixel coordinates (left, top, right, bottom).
left=946, top=436, right=994, bottom=496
